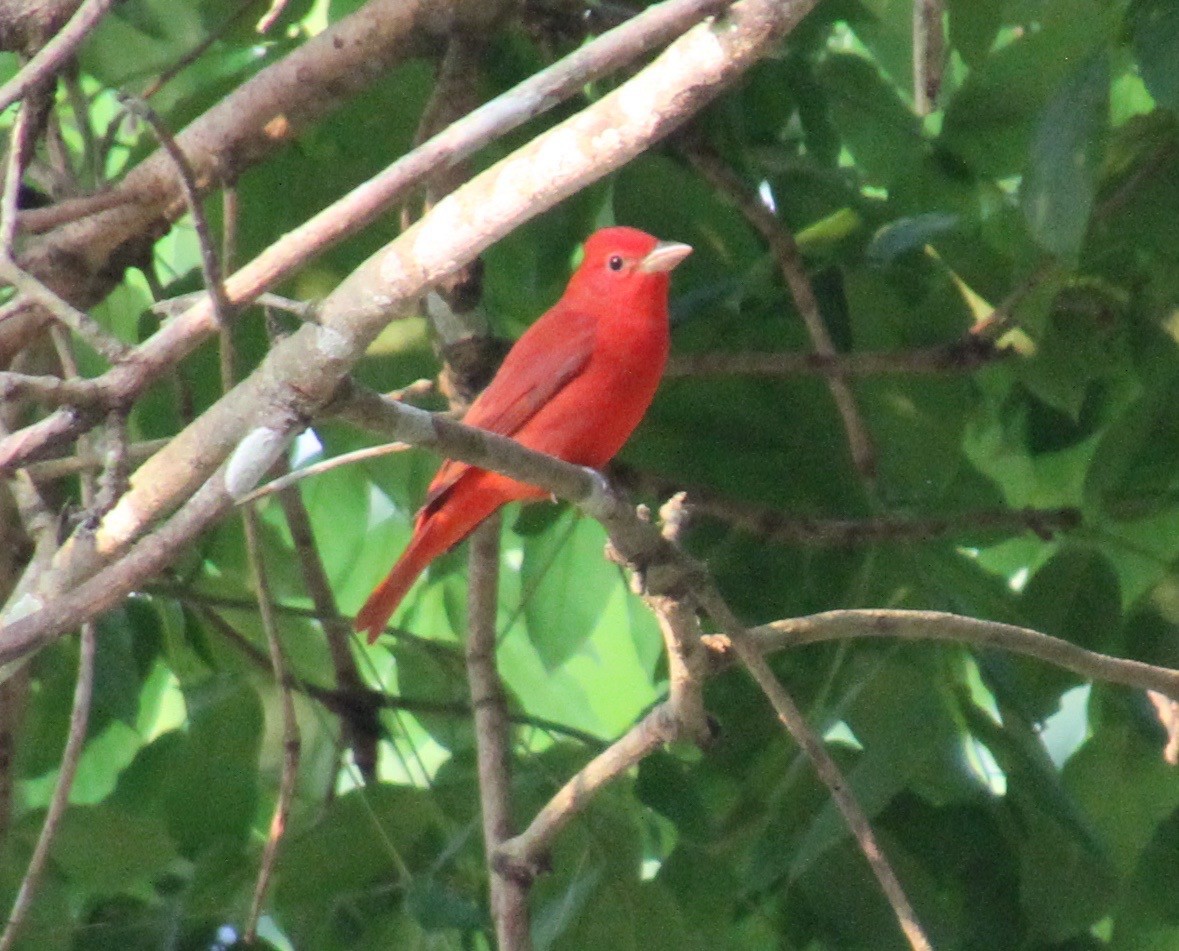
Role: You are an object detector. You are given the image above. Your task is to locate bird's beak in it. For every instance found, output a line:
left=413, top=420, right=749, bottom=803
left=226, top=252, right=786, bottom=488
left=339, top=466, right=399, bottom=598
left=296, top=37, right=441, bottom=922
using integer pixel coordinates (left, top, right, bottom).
left=639, top=241, right=693, bottom=273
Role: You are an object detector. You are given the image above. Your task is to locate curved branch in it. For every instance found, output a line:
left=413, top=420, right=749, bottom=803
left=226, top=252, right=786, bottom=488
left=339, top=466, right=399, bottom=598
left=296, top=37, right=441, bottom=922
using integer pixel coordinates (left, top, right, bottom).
left=746, top=609, right=1179, bottom=701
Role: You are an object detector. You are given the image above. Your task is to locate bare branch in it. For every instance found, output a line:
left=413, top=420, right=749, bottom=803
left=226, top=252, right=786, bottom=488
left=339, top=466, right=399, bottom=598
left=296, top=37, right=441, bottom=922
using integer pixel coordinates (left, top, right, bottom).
left=0, top=0, right=118, bottom=114
left=746, top=609, right=1179, bottom=701
left=0, top=102, right=34, bottom=253
left=0, top=255, right=129, bottom=363
left=465, top=515, right=532, bottom=949
left=613, top=464, right=1081, bottom=546
left=0, top=369, right=109, bottom=409
left=117, top=94, right=233, bottom=325
left=276, top=479, right=378, bottom=782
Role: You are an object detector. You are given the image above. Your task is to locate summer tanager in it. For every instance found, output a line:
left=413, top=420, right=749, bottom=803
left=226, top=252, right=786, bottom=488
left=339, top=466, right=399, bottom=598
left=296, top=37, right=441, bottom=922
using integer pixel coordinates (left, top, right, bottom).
left=356, top=226, right=691, bottom=642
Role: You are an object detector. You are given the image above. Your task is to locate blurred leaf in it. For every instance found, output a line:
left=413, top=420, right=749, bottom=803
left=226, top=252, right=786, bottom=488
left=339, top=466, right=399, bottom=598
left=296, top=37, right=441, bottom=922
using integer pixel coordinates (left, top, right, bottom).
left=1109, top=812, right=1179, bottom=950
left=50, top=804, right=178, bottom=894
left=404, top=877, right=485, bottom=931
left=162, top=676, right=262, bottom=855
left=866, top=212, right=960, bottom=264
left=1065, top=706, right=1179, bottom=877
left=1021, top=546, right=1121, bottom=652
left=636, top=751, right=713, bottom=841
left=1021, top=54, right=1110, bottom=259
left=274, top=785, right=449, bottom=946
left=520, top=510, right=618, bottom=671
left=946, top=0, right=1004, bottom=67
left=942, top=7, right=1115, bottom=176
left=817, top=52, right=922, bottom=187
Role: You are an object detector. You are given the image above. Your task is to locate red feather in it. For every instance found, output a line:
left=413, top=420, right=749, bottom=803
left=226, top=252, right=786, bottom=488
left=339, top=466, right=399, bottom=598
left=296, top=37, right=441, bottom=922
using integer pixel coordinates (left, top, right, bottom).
left=356, top=226, right=690, bottom=641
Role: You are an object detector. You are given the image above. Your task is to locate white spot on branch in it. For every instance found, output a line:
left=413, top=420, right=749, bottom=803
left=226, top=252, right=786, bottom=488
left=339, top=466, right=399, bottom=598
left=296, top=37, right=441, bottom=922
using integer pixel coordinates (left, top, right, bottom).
left=225, top=426, right=292, bottom=501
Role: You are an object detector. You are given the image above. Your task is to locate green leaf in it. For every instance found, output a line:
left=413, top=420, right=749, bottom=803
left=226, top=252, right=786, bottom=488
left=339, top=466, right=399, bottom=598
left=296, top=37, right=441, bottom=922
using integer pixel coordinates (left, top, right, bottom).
left=1109, top=812, right=1179, bottom=950
left=942, top=7, right=1114, bottom=177
left=946, top=0, right=1004, bottom=67
left=636, top=751, right=713, bottom=841
left=162, top=676, right=262, bottom=855
left=1002, top=546, right=1122, bottom=717
left=1014, top=285, right=1127, bottom=419
left=520, top=510, right=618, bottom=671
left=50, top=804, right=179, bottom=894
left=817, top=52, right=922, bottom=188
left=274, top=785, right=449, bottom=947
left=1021, top=546, right=1121, bottom=653
left=404, top=877, right=486, bottom=931
left=1021, top=54, right=1110, bottom=259
left=1065, top=707, right=1179, bottom=878
left=866, top=213, right=960, bottom=264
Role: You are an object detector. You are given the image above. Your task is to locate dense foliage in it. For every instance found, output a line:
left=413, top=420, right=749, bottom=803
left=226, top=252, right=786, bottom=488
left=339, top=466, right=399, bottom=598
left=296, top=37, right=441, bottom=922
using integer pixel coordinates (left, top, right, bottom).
left=4, top=0, right=1179, bottom=948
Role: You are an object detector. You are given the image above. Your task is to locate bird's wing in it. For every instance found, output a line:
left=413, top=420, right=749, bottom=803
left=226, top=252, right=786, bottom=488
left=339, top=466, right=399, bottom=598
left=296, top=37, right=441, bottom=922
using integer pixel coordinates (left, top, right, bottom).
left=419, top=304, right=596, bottom=517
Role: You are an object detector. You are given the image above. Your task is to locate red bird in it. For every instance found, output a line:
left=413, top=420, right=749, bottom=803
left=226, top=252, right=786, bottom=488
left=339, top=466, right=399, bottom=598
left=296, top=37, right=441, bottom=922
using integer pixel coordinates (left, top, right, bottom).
left=356, top=226, right=692, bottom=642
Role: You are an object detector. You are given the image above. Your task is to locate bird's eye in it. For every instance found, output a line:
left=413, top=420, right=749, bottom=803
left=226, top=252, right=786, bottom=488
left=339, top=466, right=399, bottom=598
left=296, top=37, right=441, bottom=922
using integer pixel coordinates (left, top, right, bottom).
left=607, top=255, right=624, bottom=272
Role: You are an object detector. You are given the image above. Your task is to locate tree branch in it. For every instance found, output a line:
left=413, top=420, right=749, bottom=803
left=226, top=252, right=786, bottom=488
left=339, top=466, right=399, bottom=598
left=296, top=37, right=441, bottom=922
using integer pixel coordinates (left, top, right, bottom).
left=745, top=609, right=1179, bottom=701
left=466, top=515, right=532, bottom=950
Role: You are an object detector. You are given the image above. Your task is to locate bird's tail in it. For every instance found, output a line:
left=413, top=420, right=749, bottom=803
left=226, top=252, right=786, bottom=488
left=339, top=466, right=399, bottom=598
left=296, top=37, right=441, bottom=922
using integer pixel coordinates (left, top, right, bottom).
left=355, top=474, right=513, bottom=642
left=355, top=528, right=441, bottom=643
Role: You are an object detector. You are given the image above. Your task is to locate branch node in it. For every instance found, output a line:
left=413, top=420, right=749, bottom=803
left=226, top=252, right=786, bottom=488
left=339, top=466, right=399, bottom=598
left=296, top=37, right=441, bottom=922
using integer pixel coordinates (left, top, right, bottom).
left=491, top=845, right=550, bottom=886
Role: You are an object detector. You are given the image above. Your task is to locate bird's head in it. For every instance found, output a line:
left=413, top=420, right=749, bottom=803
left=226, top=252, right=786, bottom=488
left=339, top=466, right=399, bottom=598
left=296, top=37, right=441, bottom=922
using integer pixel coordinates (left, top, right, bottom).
left=566, top=226, right=692, bottom=310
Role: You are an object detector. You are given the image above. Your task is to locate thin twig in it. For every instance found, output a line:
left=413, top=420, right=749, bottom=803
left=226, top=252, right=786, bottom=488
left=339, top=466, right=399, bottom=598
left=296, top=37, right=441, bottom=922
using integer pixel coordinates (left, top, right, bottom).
left=23, top=437, right=167, bottom=480
left=0, top=103, right=34, bottom=253
left=256, top=0, right=295, bottom=34
left=140, top=1, right=259, bottom=101
left=745, top=609, right=1179, bottom=701
left=241, top=506, right=300, bottom=941
left=62, top=70, right=99, bottom=187
left=189, top=599, right=605, bottom=747
left=276, top=478, right=379, bottom=782
left=118, top=94, right=233, bottom=326
left=16, top=187, right=129, bottom=233
left=0, top=621, right=96, bottom=951
left=496, top=702, right=684, bottom=880
left=0, top=369, right=109, bottom=409
left=237, top=441, right=409, bottom=504
left=684, top=143, right=877, bottom=482
left=613, top=464, right=1081, bottom=546
left=698, top=592, right=933, bottom=951
left=0, top=0, right=120, bottom=115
